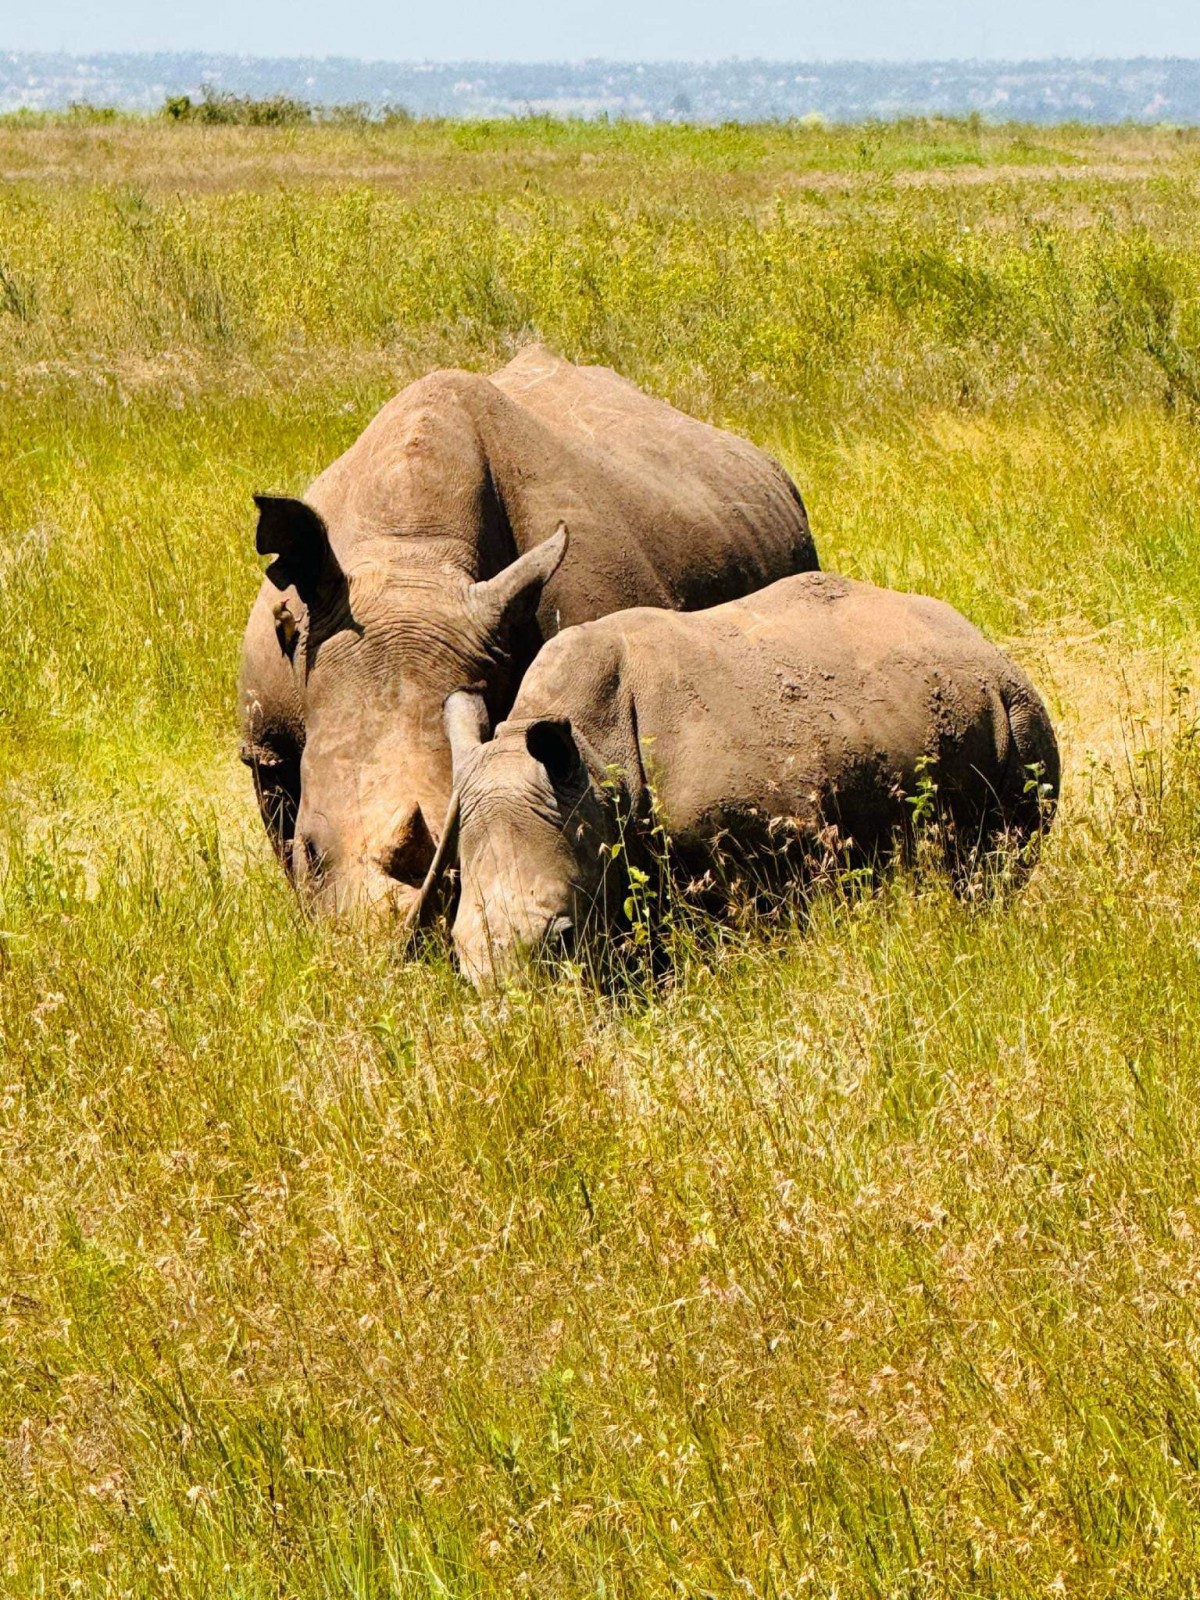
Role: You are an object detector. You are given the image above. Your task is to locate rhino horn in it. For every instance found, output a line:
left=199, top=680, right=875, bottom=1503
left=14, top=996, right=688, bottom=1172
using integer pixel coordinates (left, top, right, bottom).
left=406, top=789, right=462, bottom=938
left=444, top=689, right=490, bottom=781
left=403, top=691, right=488, bottom=942
left=469, top=522, right=568, bottom=634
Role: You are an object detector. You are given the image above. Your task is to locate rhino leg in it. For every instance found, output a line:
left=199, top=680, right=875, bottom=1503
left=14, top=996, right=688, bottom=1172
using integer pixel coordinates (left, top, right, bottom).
left=937, top=679, right=1060, bottom=886
left=998, top=684, right=1061, bottom=847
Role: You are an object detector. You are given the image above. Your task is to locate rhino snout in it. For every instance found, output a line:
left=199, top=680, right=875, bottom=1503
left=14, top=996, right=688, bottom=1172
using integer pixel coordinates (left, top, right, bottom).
left=455, top=908, right=577, bottom=992
left=292, top=799, right=436, bottom=920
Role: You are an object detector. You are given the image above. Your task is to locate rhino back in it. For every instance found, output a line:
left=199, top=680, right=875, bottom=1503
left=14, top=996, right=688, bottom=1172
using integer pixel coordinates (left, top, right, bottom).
left=488, top=345, right=816, bottom=625
left=514, top=573, right=1047, bottom=851
left=297, top=348, right=812, bottom=599
left=266, top=349, right=814, bottom=620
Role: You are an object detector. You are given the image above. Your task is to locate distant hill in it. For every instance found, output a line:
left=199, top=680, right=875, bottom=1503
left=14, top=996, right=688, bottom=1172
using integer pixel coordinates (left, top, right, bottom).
left=3, top=51, right=1200, bottom=123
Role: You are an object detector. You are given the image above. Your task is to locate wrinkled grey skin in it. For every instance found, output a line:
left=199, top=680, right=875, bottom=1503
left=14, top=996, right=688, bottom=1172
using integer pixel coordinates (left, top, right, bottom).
left=239, top=345, right=816, bottom=917
left=443, top=715, right=618, bottom=987
left=429, top=574, right=1060, bottom=989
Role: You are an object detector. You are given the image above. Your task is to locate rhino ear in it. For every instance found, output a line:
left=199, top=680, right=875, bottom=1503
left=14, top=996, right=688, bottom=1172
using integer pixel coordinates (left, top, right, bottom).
left=526, top=717, right=585, bottom=789
left=469, top=522, right=568, bottom=635
left=254, top=495, right=341, bottom=603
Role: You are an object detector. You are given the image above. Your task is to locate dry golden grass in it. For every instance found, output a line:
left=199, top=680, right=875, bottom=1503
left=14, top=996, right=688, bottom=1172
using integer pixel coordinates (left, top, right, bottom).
left=2, top=113, right=1200, bottom=1597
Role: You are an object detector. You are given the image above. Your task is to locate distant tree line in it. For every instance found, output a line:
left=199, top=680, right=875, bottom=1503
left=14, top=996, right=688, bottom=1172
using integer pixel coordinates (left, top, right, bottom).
left=160, top=88, right=412, bottom=126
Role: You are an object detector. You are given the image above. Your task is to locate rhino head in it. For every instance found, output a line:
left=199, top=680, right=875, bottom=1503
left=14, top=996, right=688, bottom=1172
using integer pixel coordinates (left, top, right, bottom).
left=253, top=495, right=568, bottom=918
left=418, top=700, right=622, bottom=989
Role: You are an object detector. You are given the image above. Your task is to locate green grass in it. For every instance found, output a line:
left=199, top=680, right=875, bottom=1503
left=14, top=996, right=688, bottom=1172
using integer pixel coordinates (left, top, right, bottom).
left=3, top=116, right=1200, bottom=1597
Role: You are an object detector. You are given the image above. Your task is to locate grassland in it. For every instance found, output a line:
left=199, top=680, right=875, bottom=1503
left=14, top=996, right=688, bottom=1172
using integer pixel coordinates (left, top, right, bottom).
left=3, top=115, right=1200, bottom=1597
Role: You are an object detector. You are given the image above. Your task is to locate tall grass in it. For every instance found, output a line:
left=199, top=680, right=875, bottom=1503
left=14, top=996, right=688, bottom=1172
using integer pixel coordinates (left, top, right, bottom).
left=5, top=164, right=1200, bottom=417
left=2, top=118, right=1200, bottom=1597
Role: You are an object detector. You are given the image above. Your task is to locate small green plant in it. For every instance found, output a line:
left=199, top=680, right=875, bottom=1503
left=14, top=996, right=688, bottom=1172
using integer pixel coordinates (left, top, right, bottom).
left=65, top=100, right=119, bottom=124
left=0, top=260, right=34, bottom=320
left=905, top=751, right=940, bottom=829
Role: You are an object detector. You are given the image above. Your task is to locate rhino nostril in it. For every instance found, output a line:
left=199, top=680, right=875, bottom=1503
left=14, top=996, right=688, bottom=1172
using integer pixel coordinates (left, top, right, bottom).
left=380, top=803, right=436, bottom=888
left=545, top=915, right=575, bottom=958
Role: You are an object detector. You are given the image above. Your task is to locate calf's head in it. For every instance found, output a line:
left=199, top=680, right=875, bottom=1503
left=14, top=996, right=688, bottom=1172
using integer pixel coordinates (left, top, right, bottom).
left=429, top=703, right=619, bottom=989
left=254, top=495, right=567, bottom=917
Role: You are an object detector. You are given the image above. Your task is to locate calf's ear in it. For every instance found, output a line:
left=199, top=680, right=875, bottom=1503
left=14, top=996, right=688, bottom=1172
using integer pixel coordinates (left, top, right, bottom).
left=526, top=717, right=586, bottom=788
left=469, top=522, right=568, bottom=635
left=254, top=495, right=342, bottom=604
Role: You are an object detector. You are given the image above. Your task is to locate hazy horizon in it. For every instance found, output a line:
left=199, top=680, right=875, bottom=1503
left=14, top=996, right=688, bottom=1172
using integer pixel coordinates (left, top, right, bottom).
left=6, top=0, right=1200, bottom=67
left=10, top=46, right=1200, bottom=66
left=6, top=50, right=1200, bottom=124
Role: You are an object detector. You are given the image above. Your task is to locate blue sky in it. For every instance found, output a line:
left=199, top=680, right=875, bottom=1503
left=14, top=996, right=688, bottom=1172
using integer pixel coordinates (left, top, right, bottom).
left=7, top=0, right=1200, bottom=63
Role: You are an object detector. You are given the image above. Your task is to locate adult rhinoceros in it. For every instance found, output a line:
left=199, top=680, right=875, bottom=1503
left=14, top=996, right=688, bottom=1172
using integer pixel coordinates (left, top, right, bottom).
left=239, top=344, right=816, bottom=914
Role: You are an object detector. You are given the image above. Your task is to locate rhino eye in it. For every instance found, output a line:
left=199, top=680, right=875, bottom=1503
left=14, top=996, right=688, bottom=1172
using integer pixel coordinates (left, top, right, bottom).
left=297, top=834, right=326, bottom=884
left=273, top=600, right=299, bottom=658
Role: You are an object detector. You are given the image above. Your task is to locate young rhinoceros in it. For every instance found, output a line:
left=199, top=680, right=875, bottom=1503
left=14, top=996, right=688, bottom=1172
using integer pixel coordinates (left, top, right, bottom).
left=421, top=573, right=1060, bottom=989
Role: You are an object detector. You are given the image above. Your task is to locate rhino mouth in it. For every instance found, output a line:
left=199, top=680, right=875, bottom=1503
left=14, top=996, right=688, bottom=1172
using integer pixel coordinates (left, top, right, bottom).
left=453, top=909, right=580, bottom=991
left=544, top=914, right=576, bottom=958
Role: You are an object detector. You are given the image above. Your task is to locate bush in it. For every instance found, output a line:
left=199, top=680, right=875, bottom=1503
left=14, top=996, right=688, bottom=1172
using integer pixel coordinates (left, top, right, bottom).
left=65, top=100, right=119, bottom=124
left=161, top=88, right=315, bottom=126
left=160, top=91, right=413, bottom=128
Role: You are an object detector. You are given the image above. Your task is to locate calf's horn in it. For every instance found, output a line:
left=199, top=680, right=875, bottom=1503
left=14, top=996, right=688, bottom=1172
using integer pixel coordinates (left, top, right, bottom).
left=401, top=690, right=488, bottom=947
left=405, top=788, right=462, bottom=940
left=444, top=689, right=490, bottom=781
